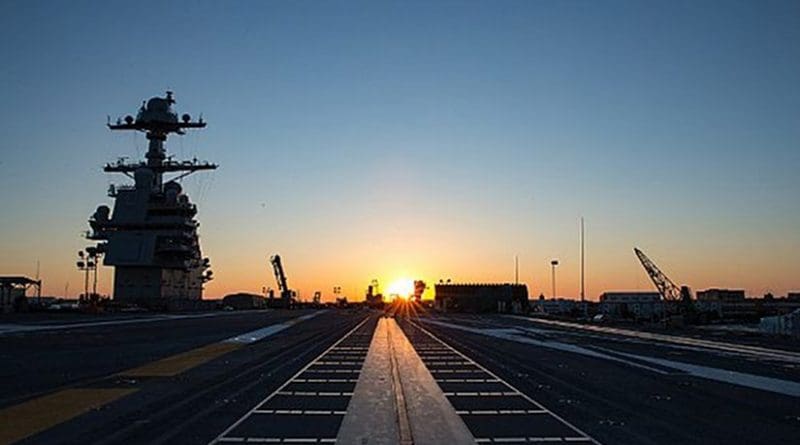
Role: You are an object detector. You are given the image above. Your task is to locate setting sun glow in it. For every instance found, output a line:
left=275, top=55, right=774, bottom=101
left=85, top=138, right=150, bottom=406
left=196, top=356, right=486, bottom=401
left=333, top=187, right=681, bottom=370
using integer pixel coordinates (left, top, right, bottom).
left=386, top=278, right=415, bottom=301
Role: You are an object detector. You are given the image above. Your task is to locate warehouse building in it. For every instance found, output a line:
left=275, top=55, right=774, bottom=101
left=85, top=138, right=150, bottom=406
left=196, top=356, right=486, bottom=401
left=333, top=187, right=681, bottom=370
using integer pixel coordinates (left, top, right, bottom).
left=434, top=283, right=528, bottom=313
left=222, top=293, right=267, bottom=310
left=696, top=288, right=745, bottom=302
left=599, top=291, right=662, bottom=320
left=531, top=296, right=579, bottom=315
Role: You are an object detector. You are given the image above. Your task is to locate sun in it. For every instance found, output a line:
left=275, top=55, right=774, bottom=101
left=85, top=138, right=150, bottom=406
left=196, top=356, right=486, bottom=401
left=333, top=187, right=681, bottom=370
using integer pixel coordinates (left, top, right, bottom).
left=386, top=278, right=415, bottom=301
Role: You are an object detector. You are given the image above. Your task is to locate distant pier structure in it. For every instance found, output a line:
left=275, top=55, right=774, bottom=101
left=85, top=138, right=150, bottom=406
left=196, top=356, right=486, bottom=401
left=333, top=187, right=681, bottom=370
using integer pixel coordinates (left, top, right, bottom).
left=434, top=283, right=528, bottom=313
left=87, top=92, right=217, bottom=305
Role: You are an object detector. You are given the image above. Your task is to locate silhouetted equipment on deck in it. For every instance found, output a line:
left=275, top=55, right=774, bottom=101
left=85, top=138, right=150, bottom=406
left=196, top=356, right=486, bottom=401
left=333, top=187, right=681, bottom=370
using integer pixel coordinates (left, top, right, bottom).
left=365, top=280, right=384, bottom=308
left=0, top=277, right=42, bottom=313
left=634, top=247, right=694, bottom=319
left=413, top=280, right=426, bottom=302
left=434, top=283, right=528, bottom=313
left=269, top=254, right=294, bottom=308
left=222, top=293, right=266, bottom=310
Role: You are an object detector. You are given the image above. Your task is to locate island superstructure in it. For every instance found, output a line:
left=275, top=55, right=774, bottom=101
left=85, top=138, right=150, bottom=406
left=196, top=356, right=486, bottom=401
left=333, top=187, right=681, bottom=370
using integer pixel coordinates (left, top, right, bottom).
left=86, top=91, right=217, bottom=305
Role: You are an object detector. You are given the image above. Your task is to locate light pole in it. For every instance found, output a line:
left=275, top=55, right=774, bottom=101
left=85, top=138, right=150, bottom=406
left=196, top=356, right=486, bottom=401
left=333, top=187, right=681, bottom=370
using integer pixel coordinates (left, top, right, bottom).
left=550, top=259, right=559, bottom=298
left=76, top=250, right=91, bottom=303
left=77, top=248, right=102, bottom=305
left=86, top=246, right=102, bottom=300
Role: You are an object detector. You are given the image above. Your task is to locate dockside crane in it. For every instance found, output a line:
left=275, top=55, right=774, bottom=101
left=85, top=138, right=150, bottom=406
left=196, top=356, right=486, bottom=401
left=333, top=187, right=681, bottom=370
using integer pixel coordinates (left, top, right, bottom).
left=634, top=248, right=682, bottom=301
left=634, top=248, right=693, bottom=314
left=270, top=254, right=294, bottom=307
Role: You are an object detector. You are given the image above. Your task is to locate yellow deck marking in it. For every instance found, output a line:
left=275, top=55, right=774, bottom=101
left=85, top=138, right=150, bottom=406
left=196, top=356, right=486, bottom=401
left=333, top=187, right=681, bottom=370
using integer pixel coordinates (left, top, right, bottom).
left=0, top=316, right=320, bottom=442
left=120, top=342, right=242, bottom=377
left=0, top=388, right=136, bottom=445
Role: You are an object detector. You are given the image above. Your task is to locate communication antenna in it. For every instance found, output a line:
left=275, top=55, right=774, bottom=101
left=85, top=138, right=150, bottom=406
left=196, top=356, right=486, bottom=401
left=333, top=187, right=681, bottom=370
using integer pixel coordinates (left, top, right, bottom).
left=580, top=218, right=585, bottom=303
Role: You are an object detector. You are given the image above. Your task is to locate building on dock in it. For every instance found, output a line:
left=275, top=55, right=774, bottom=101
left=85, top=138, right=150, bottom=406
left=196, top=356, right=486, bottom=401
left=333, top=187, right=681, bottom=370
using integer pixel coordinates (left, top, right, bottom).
left=696, top=288, right=745, bottom=302
left=222, top=293, right=267, bottom=310
left=531, top=296, right=579, bottom=315
left=434, top=283, right=528, bottom=313
left=599, top=291, right=662, bottom=320
left=0, top=276, right=41, bottom=313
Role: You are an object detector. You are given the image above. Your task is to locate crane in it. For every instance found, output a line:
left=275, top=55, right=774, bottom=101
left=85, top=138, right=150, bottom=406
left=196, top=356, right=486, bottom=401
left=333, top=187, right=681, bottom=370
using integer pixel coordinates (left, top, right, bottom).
left=270, top=254, right=293, bottom=302
left=634, top=248, right=693, bottom=303
left=634, top=248, right=681, bottom=301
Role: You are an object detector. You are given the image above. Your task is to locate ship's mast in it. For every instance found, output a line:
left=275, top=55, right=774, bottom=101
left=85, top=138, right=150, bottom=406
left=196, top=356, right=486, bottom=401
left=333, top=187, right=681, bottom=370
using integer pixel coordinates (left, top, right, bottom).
left=106, top=91, right=217, bottom=187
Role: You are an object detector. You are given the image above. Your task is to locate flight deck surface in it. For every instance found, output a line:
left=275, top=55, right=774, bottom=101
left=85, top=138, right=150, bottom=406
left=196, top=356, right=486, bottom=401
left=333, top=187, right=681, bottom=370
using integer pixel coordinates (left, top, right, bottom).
left=1, top=309, right=798, bottom=444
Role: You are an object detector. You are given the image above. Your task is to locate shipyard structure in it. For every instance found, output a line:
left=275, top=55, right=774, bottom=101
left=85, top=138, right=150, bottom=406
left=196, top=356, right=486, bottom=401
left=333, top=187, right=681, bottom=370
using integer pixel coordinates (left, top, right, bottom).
left=434, top=283, right=528, bottom=313
left=86, top=92, right=216, bottom=305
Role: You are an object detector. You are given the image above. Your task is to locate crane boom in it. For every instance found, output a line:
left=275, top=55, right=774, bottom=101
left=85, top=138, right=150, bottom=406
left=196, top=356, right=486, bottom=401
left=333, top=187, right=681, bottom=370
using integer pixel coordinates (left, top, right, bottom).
left=634, top=248, right=681, bottom=301
left=270, top=254, right=291, bottom=300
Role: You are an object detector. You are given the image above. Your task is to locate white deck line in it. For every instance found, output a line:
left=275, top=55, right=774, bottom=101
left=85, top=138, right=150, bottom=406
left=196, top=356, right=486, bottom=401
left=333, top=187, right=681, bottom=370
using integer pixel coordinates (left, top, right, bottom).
left=209, top=316, right=370, bottom=444
left=0, top=310, right=272, bottom=335
left=408, top=319, right=601, bottom=445
left=223, top=311, right=325, bottom=344
left=504, top=315, right=800, bottom=364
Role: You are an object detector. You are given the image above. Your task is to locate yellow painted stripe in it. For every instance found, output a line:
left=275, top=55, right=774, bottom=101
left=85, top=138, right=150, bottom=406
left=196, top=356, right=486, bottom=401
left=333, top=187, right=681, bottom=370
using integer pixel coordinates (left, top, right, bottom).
left=0, top=388, right=136, bottom=445
left=120, top=342, right=242, bottom=377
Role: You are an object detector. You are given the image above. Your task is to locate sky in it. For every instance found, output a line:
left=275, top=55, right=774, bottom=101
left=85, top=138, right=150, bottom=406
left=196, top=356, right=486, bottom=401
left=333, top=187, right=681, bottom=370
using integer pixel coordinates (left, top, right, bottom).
left=1, top=0, right=798, bottom=301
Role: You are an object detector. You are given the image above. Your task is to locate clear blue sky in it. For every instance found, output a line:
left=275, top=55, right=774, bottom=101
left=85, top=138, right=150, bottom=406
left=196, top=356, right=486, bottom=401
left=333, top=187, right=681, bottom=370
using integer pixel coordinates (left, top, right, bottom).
left=1, top=0, right=798, bottom=299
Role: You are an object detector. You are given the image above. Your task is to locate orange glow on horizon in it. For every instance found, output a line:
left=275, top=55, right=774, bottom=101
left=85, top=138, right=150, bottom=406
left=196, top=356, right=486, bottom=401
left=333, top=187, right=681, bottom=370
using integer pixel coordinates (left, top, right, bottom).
left=385, top=278, right=415, bottom=301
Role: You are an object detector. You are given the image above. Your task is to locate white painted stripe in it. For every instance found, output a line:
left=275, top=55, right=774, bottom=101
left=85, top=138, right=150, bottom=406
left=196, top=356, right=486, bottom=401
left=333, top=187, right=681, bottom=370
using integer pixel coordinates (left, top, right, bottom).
left=218, top=437, right=336, bottom=443
left=600, top=347, right=800, bottom=397
left=253, top=410, right=346, bottom=415
left=291, top=379, right=358, bottom=383
left=304, top=369, right=361, bottom=373
left=223, top=311, right=325, bottom=344
left=0, top=310, right=272, bottom=335
left=275, top=391, right=352, bottom=397
left=422, top=319, right=673, bottom=375
left=409, top=319, right=600, bottom=444
left=505, top=315, right=800, bottom=364
left=444, top=391, right=520, bottom=396
left=316, top=361, right=362, bottom=365
left=455, top=409, right=547, bottom=415
left=209, top=317, right=370, bottom=444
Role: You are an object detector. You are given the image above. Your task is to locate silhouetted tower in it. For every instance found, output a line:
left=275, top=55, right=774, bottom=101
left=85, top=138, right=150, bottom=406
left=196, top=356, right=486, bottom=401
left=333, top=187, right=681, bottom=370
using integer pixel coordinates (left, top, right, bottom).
left=270, top=254, right=292, bottom=302
left=87, top=91, right=217, bottom=303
